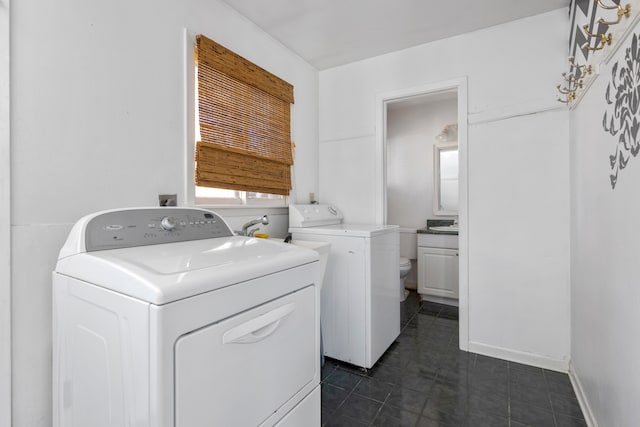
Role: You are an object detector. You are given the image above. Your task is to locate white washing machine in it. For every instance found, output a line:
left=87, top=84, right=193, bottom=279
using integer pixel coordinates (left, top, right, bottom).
left=288, top=204, right=400, bottom=369
left=53, top=207, right=321, bottom=427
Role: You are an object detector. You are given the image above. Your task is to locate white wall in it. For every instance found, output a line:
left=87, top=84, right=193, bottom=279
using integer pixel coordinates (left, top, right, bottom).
left=10, top=0, right=318, bottom=425
left=386, top=98, right=457, bottom=228
left=1, top=1, right=11, bottom=425
left=569, top=22, right=640, bottom=426
left=469, top=110, right=570, bottom=367
left=319, top=9, right=571, bottom=369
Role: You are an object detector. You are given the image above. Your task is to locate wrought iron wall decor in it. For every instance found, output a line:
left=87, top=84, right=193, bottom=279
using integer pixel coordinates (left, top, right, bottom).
left=602, top=32, right=640, bottom=189
left=558, top=0, right=632, bottom=106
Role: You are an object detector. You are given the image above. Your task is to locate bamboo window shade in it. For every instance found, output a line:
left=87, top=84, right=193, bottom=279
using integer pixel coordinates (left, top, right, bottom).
left=195, top=34, right=294, bottom=196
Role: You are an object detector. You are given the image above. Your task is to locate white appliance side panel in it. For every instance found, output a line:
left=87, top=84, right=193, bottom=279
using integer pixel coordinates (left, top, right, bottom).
left=52, top=274, right=150, bottom=427
left=368, top=231, right=401, bottom=367
left=292, top=232, right=367, bottom=366
left=289, top=224, right=398, bottom=238
left=272, top=385, right=320, bottom=427
left=174, top=286, right=316, bottom=427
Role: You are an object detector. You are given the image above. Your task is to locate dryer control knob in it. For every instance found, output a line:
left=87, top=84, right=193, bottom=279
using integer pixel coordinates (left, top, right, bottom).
left=160, top=216, right=177, bottom=231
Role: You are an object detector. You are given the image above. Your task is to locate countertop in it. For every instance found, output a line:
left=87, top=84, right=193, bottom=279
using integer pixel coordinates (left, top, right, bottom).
left=417, top=227, right=458, bottom=236
left=417, top=219, right=458, bottom=236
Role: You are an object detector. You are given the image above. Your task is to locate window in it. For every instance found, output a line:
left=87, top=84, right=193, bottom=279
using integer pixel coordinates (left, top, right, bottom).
left=194, top=35, right=294, bottom=205
left=194, top=187, right=287, bottom=206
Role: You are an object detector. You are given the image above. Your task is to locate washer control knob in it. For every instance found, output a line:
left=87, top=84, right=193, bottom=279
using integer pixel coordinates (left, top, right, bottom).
left=160, top=216, right=177, bottom=231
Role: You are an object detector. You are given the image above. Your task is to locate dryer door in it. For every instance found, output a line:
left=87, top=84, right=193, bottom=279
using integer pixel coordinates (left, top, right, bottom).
left=174, top=285, right=316, bottom=426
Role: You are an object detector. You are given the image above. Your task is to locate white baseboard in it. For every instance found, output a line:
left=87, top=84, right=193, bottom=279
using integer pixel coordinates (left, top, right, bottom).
left=467, top=341, right=569, bottom=372
left=568, top=362, right=598, bottom=427
left=420, top=294, right=459, bottom=307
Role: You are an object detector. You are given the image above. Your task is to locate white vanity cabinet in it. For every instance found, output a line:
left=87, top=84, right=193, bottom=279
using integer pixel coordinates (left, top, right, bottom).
left=417, top=233, right=459, bottom=300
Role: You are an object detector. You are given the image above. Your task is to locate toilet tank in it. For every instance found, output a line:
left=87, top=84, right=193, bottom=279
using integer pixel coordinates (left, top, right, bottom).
left=399, top=228, right=417, bottom=259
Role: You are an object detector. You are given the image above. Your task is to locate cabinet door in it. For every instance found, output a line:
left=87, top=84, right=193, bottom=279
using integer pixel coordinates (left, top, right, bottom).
left=417, top=247, right=459, bottom=299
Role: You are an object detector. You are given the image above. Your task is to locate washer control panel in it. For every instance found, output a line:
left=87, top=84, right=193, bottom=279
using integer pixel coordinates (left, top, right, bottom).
left=289, top=204, right=343, bottom=228
left=84, top=208, right=234, bottom=252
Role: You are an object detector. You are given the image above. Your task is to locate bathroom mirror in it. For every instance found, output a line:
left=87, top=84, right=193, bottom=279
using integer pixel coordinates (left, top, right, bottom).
left=433, top=142, right=459, bottom=215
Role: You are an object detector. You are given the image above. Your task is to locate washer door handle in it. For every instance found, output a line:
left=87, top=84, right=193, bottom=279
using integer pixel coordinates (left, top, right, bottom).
left=222, top=303, right=296, bottom=344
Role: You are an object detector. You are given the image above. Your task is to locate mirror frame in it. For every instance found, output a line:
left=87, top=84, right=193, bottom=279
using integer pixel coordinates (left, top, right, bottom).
left=433, top=141, right=459, bottom=216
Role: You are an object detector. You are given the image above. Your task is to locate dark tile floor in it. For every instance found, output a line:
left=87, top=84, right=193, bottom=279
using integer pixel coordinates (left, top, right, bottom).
left=320, top=291, right=586, bottom=427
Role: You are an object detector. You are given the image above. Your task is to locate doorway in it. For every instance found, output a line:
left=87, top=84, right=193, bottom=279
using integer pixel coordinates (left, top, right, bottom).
left=1, top=1, right=11, bottom=424
left=375, top=77, right=469, bottom=351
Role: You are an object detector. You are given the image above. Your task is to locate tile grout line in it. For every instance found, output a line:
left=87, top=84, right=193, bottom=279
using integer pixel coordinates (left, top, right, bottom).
left=543, top=369, right=561, bottom=427
left=507, top=362, right=512, bottom=427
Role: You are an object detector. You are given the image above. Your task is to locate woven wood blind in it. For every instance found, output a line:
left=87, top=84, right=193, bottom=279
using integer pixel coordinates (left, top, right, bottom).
left=195, top=34, right=294, bottom=196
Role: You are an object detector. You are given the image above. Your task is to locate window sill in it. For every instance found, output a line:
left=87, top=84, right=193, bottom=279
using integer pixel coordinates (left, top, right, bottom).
left=190, top=205, right=288, bottom=217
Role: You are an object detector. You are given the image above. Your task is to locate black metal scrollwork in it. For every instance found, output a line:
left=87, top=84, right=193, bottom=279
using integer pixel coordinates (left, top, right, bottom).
left=602, top=33, right=640, bottom=189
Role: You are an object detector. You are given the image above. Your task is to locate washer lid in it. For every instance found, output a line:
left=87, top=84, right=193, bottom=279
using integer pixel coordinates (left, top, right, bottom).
left=55, top=236, right=318, bottom=305
left=289, top=223, right=399, bottom=238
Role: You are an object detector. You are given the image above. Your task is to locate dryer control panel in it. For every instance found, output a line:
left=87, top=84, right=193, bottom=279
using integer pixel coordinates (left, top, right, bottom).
left=83, top=208, right=233, bottom=252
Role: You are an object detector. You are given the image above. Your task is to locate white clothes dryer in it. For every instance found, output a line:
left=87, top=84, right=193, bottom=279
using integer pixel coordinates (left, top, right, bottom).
left=53, top=207, right=320, bottom=427
left=288, top=204, right=400, bottom=369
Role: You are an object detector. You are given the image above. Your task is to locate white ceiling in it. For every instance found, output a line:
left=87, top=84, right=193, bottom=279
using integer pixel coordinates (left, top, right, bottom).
left=221, top=0, right=569, bottom=70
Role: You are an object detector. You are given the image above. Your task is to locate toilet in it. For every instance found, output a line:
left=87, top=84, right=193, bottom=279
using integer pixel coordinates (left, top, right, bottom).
left=399, top=257, right=412, bottom=301
left=399, top=228, right=417, bottom=302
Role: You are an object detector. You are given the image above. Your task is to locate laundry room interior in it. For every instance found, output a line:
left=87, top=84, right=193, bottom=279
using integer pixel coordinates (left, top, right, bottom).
left=3, top=1, right=640, bottom=426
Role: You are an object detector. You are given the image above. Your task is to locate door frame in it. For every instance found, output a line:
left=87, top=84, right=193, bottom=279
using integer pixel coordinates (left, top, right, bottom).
left=1, top=0, right=11, bottom=424
left=374, top=77, right=469, bottom=350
